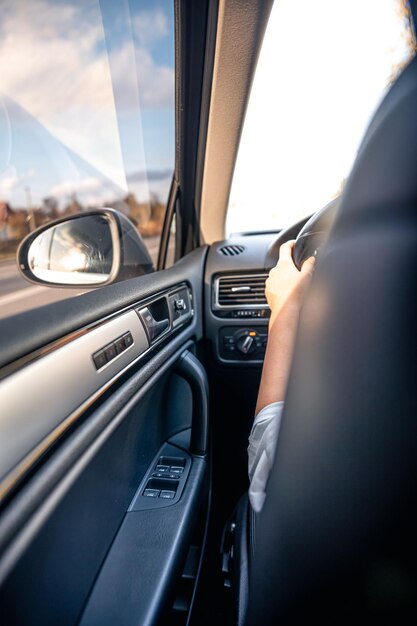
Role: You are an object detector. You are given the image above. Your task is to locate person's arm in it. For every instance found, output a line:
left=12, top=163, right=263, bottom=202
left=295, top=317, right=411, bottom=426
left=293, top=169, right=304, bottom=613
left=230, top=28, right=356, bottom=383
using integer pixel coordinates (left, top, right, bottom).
left=255, top=240, right=315, bottom=415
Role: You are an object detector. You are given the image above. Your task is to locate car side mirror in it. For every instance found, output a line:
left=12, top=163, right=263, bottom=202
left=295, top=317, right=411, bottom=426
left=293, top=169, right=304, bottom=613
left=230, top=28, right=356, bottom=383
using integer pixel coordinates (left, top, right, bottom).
left=17, top=208, right=154, bottom=288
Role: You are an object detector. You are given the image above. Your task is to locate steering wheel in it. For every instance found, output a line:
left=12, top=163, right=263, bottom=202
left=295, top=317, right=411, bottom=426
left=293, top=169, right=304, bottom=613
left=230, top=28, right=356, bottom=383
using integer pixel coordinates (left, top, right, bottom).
left=265, top=197, right=340, bottom=271
left=292, top=197, right=340, bottom=270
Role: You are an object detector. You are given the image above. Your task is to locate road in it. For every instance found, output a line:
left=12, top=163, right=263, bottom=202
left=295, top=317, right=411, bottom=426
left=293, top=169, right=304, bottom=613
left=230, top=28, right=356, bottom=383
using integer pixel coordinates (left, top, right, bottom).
left=0, top=261, right=86, bottom=320
left=0, top=237, right=160, bottom=320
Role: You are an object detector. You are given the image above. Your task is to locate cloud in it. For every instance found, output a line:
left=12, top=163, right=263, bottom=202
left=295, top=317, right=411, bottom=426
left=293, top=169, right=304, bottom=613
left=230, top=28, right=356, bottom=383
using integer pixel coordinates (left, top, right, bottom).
left=133, top=9, right=169, bottom=47
left=127, top=168, right=172, bottom=183
left=0, top=0, right=174, bottom=189
left=0, top=1, right=107, bottom=115
left=110, top=45, right=173, bottom=110
left=132, top=9, right=169, bottom=47
left=0, top=166, right=34, bottom=197
left=49, top=177, right=102, bottom=198
left=0, top=1, right=174, bottom=114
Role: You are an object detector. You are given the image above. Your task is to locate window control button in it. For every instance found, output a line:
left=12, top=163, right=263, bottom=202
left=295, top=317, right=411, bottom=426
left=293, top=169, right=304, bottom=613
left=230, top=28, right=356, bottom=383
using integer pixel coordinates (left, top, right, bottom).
left=143, top=489, right=160, bottom=498
left=152, top=472, right=166, bottom=478
left=93, top=349, right=107, bottom=370
left=155, top=465, right=170, bottom=472
left=170, top=466, right=184, bottom=474
left=160, top=490, right=175, bottom=499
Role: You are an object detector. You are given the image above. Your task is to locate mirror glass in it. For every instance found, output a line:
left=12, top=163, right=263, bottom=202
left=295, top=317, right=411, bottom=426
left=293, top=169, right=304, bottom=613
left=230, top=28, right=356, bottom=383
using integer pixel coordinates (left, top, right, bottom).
left=28, top=215, right=114, bottom=285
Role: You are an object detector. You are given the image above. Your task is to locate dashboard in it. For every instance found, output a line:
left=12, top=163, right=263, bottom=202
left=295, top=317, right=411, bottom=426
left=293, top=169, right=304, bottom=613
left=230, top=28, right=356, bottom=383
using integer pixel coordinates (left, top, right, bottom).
left=205, top=233, right=279, bottom=365
left=204, top=212, right=312, bottom=365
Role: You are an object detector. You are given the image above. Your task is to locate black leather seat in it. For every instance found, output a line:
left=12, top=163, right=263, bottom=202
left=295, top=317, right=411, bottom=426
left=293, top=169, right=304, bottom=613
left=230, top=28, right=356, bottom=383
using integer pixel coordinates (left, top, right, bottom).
left=247, top=44, right=417, bottom=626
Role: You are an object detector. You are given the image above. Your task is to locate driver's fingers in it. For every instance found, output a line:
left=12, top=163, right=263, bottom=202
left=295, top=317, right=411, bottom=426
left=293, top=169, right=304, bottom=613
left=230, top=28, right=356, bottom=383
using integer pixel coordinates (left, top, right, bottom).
left=279, top=240, right=296, bottom=260
left=300, top=255, right=316, bottom=276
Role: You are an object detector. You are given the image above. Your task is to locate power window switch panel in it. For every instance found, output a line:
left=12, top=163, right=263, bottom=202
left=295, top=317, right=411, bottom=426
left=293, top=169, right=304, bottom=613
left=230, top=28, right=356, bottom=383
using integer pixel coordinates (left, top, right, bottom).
left=160, top=490, right=175, bottom=499
left=143, top=489, right=160, bottom=498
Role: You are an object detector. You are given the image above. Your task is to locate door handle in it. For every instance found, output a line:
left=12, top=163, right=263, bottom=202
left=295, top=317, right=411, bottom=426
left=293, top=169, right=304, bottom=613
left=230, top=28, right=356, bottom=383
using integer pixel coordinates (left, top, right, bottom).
left=175, top=350, right=208, bottom=457
left=138, top=306, right=169, bottom=342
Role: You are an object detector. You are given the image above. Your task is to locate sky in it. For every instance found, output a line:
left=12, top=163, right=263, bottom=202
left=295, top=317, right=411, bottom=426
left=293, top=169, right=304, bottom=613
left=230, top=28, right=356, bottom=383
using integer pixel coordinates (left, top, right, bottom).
left=227, top=0, right=414, bottom=234
left=0, top=0, right=175, bottom=210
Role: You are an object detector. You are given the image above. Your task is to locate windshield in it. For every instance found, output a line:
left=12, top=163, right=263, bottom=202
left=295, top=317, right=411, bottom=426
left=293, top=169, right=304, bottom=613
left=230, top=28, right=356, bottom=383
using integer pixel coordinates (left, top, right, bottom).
left=226, top=0, right=416, bottom=235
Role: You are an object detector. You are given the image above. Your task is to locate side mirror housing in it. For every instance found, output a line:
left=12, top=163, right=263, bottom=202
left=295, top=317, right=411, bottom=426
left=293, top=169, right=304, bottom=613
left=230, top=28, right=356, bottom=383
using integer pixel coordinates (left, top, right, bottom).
left=17, top=208, right=154, bottom=288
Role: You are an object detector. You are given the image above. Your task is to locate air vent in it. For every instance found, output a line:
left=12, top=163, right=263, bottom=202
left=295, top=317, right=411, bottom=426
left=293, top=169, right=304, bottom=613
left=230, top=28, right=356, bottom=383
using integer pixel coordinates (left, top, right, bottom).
left=219, top=245, right=245, bottom=256
left=215, top=274, right=268, bottom=308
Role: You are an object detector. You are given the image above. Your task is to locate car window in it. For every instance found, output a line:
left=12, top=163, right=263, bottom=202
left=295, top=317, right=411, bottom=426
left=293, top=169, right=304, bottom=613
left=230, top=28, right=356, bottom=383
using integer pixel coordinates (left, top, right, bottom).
left=0, top=0, right=174, bottom=318
left=226, top=0, right=416, bottom=235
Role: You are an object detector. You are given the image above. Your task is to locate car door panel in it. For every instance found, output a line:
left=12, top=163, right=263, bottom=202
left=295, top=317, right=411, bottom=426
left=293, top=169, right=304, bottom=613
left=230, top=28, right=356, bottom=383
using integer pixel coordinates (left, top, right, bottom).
left=0, top=247, right=208, bottom=373
left=80, top=451, right=207, bottom=626
left=0, top=247, right=209, bottom=626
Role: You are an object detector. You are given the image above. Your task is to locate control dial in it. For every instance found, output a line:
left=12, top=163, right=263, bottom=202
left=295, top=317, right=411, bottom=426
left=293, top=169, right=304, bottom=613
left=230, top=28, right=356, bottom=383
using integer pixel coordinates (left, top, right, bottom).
left=234, top=329, right=258, bottom=355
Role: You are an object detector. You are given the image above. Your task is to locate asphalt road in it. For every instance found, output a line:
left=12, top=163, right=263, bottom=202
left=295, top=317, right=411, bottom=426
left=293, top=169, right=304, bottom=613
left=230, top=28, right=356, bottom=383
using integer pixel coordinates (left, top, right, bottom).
left=0, top=237, right=160, bottom=320
left=0, top=261, right=86, bottom=320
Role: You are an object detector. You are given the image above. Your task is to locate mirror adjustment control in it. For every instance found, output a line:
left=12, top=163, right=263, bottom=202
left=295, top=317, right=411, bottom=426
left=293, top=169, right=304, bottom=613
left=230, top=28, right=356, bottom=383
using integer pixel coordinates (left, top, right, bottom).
left=168, top=288, right=192, bottom=327
left=174, top=298, right=186, bottom=311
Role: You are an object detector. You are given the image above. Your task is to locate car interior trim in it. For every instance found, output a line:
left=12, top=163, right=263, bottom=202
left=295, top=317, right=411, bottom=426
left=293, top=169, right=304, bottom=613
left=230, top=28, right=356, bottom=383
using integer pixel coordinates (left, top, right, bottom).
left=199, top=0, right=273, bottom=243
left=0, top=338, right=197, bottom=581
left=0, top=283, right=195, bottom=504
left=157, top=176, right=178, bottom=270
left=174, top=350, right=209, bottom=456
left=0, top=310, right=148, bottom=503
left=176, top=0, right=211, bottom=256
left=0, top=247, right=208, bottom=373
left=79, top=454, right=207, bottom=626
left=0, top=281, right=193, bottom=382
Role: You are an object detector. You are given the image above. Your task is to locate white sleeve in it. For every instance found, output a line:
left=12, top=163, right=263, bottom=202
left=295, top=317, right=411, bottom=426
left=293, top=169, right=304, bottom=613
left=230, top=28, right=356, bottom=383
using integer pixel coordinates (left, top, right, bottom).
left=248, top=401, right=284, bottom=513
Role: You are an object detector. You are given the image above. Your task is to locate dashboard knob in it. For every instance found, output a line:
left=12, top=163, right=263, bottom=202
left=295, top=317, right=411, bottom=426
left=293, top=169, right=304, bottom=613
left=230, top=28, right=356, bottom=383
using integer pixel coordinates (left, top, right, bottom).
left=236, top=334, right=256, bottom=355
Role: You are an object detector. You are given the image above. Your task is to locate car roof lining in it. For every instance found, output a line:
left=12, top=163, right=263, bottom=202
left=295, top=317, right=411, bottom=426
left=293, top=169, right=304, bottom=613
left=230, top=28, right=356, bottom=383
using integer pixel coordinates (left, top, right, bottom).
left=198, top=0, right=273, bottom=244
